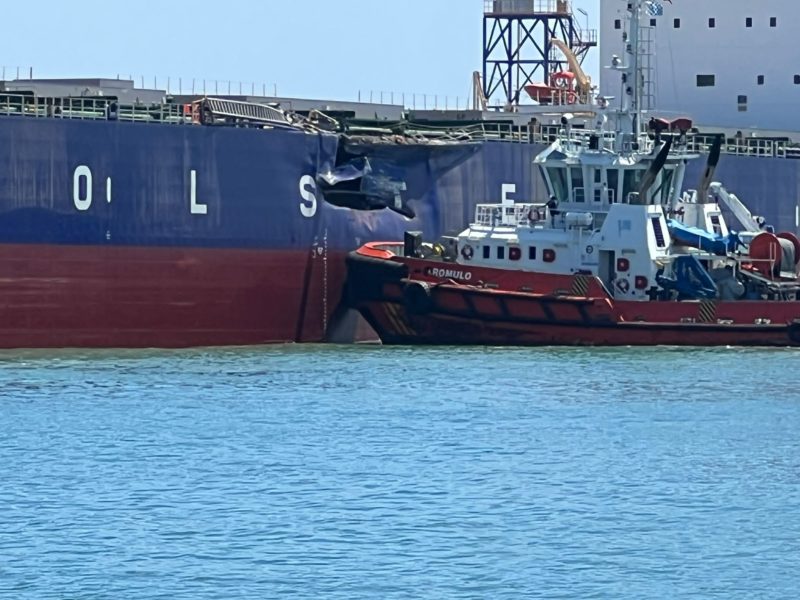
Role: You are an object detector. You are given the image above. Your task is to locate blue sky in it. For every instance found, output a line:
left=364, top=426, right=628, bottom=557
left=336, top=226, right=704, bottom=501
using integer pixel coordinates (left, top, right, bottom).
left=2, top=0, right=599, bottom=104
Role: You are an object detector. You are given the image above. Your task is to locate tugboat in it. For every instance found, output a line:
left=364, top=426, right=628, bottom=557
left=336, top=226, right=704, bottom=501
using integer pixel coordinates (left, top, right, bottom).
left=344, top=0, right=800, bottom=347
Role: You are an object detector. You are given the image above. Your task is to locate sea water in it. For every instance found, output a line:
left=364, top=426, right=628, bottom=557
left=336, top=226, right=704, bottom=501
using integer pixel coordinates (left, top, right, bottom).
left=1, top=345, right=799, bottom=599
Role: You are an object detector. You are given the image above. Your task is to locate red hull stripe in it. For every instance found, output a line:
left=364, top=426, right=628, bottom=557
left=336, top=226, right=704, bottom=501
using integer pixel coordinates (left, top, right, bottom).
left=0, top=244, right=348, bottom=348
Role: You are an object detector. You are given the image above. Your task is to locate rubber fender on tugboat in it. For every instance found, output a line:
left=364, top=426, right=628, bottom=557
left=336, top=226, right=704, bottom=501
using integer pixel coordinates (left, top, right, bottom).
left=402, top=280, right=433, bottom=315
left=788, top=320, right=800, bottom=345
left=345, top=252, right=409, bottom=303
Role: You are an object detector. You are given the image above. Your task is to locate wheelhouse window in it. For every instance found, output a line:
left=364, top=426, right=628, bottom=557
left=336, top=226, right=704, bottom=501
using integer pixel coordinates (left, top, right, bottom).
left=592, top=169, right=603, bottom=203
left=708, top=18, right=716, bottom=28
left=673, top=18, right=680, bottom=28
left=770, top=17, right=777, bottom=27
left=546, top=167, right=569, bottom=203
left=757, top=75, right=765, bottom=85
left=569, top=167, right=584, bottom=202
left=745, top=17, right=752, bottom=27
left=623, top=169, right=645, bottom=203
left=607, top=169, right=620, bottom=203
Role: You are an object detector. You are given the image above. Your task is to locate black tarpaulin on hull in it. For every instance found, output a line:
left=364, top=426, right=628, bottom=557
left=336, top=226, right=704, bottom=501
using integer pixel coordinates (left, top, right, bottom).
left=316, top=139, right=482, bottom=221
left=316, top=157, right=416, bottom=219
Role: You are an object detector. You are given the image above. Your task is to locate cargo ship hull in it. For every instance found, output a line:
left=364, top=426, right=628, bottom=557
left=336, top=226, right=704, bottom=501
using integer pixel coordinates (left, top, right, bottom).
left=0, top=112, right=541, bottom=347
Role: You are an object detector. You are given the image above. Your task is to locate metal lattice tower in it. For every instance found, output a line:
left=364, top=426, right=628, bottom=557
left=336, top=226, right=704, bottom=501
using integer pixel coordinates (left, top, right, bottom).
left=482, top=0, right=597, bottom=108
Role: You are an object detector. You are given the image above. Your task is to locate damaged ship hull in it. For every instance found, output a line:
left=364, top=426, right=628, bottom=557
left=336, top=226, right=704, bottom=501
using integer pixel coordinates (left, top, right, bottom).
left=0, top=107, right=541, bottom=347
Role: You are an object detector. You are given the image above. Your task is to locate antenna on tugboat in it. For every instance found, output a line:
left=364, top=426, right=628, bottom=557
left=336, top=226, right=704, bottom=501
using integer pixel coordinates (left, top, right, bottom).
left=623, top=0, right=661, bottom=137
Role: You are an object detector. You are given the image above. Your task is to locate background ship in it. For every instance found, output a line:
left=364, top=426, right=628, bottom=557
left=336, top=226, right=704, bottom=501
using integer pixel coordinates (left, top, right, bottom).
left=0, top=0, right=797, bottom=347
left=597, top=0, right=800, bottom=236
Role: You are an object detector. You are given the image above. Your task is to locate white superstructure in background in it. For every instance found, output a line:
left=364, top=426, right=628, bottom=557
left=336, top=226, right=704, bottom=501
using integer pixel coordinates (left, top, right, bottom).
left=599, top=0, right=800, bottom=133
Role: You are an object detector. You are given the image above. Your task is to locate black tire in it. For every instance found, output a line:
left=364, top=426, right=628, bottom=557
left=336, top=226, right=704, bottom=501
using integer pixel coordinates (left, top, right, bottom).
left=402, top=281, right=433, bottom=315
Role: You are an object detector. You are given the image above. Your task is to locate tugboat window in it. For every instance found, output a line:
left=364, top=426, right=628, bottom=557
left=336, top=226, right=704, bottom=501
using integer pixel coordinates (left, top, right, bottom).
left=496, top=246, right=505, bottom=260
left=547, top=167, right=569, bottom=203
left=569, top=168, right=584, bottom=202
left=746, top=17, right=752, bottom=27
left=614, top=19, right=621, bottom=30
left=770, top=17, right=777, bottom=27
left=794, top=75, right=800, bottom=85
left=607, top=169, right=620, bottom=203
left=696, top=74, right=715, bottom=87
left=708, top=18, right=715, bottom=28
left=673, top=18, right=680, bottom=28
left=757, top=75, right=765, bottom=85
left=483, top=245, right=490, bottom=259
left=623, top=170, right=645, bottom=203
left=528, top=247, right=537, bottom=260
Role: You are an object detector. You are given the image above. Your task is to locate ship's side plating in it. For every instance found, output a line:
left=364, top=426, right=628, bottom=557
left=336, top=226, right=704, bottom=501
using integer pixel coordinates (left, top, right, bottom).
left=684, top=154, right=800, bottom=234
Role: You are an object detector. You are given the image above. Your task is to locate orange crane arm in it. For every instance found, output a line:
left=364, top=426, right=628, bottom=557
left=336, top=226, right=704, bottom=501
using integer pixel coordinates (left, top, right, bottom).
left=551, top=38, right=592, bottom=98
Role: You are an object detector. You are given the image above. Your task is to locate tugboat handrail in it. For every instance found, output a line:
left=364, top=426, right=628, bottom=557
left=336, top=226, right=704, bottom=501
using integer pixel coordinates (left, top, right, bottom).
left=473, top=202, right=549, bottom=227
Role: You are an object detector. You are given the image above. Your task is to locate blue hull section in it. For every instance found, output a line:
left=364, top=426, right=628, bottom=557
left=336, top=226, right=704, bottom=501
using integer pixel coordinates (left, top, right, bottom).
left=0, top=115, right=796, bottom=252
left=0, top=116, right=544, bottom=252
left=0, top=116, right=337, bottom=248
left=685, top=154, right=800, bottom=233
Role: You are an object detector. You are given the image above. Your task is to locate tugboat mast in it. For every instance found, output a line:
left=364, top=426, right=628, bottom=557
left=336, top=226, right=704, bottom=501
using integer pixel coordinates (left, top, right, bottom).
left=608, top=0, right=655, bottom=141
left=626, top=0, right=643, bottom=135
left=608, top=0, right=656, bottom=152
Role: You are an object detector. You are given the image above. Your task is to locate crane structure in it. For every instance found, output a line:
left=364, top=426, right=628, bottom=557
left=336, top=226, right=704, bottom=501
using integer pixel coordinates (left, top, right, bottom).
left=482, top=0, right=596, bottom=108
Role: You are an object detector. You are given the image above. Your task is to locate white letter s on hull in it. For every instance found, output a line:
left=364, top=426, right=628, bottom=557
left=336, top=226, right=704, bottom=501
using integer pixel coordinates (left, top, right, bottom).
left=299, top=175, right=317, bottom=218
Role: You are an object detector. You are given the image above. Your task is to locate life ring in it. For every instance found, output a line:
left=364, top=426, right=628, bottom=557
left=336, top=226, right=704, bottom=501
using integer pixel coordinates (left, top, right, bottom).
left=461, top=244, right=474, bottom=260
left=585, top=245, right=594, bottom=255
left=615, top=278, right=630, bottom=294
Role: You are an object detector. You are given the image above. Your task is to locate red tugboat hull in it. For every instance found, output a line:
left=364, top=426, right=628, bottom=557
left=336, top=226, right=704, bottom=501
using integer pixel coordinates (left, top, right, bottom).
left=346, top=248, right=800, bottom=347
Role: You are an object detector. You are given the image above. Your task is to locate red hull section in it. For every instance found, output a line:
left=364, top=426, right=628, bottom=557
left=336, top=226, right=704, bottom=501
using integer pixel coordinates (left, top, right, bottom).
left=347, top=251, right=800, bottom=347
left=361, top=299, right=800, bottom=346
left=0, top=244, right=348, bottom=348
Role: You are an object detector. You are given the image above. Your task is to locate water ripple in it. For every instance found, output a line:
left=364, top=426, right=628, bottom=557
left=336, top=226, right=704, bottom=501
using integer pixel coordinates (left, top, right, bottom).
left=1, top=345, right=799, bottom=598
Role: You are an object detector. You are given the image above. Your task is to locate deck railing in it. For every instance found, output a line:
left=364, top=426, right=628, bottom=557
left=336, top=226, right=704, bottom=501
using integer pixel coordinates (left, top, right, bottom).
left=532, top=123, right=800, bottom=160
left=0, top=91, right=798, bottom=159
left=474, top=202, right=548, bottom=227
left=0, top=93, right=189, bottom=124
left=484, top=0, right=571, bottom=15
